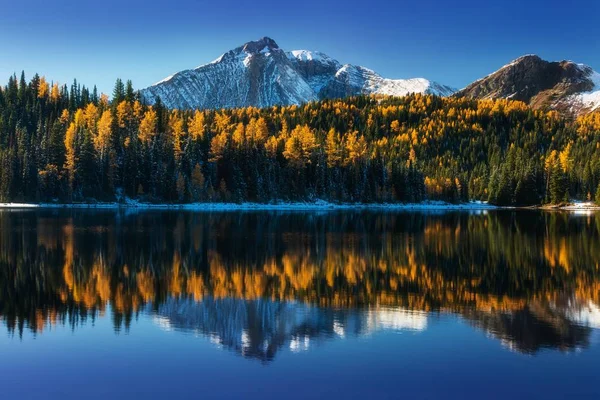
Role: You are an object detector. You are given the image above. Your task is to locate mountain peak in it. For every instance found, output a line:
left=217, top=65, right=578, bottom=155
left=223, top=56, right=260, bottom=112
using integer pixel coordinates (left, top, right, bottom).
left=456, top=54, right=600, bottom=113
left=141, top=38, right=456, bottom=110
left=242, top=37, right=279, bottom=54
left=512, top=54, right=541, bottom=63
left=496, top=54, right=543, bottom=72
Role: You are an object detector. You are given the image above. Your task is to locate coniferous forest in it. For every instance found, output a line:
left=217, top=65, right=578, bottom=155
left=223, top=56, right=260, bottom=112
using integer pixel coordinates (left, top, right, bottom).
left=1, top=72, right=600, bottom=205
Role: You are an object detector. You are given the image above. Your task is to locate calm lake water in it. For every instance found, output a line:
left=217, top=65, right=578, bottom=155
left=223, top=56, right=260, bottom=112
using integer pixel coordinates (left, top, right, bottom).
left=1, top=209, right=599, bottom=399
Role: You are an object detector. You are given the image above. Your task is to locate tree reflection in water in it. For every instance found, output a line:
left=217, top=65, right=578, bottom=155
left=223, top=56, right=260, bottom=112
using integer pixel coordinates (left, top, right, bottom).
left=1, top=209, right=599, bottom=359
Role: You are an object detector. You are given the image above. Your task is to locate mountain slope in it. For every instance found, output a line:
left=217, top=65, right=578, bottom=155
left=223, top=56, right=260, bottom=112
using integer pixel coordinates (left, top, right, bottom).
left=287, top=50, right=455, bottom=98
left=141, top=37, right=316, bottom=109
left=141, top=37, right=455, bottom=109
left=455, top=55, right=600, bottom=113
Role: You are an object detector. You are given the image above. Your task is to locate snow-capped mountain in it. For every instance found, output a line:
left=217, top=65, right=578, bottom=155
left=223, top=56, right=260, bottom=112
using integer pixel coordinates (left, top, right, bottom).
left=455, top=55, right=600, bottom=113
left=287, top=50, right=455, bottom=99
left=141, top=37, right=316, bottom=109
left=140, top=37, right=456, bottom=109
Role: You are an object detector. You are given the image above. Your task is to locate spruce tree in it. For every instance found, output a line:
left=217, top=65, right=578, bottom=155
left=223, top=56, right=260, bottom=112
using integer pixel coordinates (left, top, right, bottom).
left=112, top=78, right=125, bottom=104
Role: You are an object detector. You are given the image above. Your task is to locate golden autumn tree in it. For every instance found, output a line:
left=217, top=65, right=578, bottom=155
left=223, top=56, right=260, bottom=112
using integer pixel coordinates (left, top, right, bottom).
left=116, top=101, right=131, bottom=129
left=168, top=110, right=185, bottom=159
left=83, top=103, right=98, bottom=132
left=95, top=110, right=113, bottom=159
left=559, top=143, right=573, bottom=173
left=37, top=77, right=49, bottom=99
left=232, top=122, right=246, bottom=148
left=210, top=132, right=229, bottom=162
left=50, top=82, right=61, bottom=102
left=344, top=131, right=367, bottom=166
left=188, top=110, right=205, bottom=141
left=99, top=93, right=109, bottom=108
left=325, top=128, right=343, bottom=168
left=64, top=109, right=84, bottom=191
left=138, top=108, right=157, bottom=144
left=283, top=125, right=317, bottom=168
left=214, top=112, right=231, bottom=134
left=264, top=135, right=281, bottom=158
left=247, top=117, right=268, bottom=145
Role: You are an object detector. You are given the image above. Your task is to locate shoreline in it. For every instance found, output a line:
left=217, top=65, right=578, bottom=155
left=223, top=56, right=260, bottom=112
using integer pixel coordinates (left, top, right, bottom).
left=0, top=200, right=598, bottom=212
left=536, top=201, right=600, bottom=212
left=0, top=200, right=497, bottom=211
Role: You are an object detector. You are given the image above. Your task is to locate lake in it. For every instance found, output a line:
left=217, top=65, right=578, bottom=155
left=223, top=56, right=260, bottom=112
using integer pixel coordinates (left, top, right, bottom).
left=1, top=209, right=599, bottom=399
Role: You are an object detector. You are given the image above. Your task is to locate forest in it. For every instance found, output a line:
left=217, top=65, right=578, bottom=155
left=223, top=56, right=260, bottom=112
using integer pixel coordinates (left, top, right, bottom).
left=1, top=72, right=600, bottom=205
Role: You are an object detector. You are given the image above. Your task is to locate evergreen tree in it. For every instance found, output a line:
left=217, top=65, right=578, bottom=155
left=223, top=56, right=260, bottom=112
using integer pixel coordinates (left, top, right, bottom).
left=112, top=78, right=125, bottom=104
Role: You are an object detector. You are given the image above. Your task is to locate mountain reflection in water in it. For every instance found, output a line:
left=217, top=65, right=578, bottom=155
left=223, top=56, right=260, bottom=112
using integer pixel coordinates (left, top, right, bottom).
left=1, top=209, right=599, bottom=359
left=151, top=298, right=427, bottom=362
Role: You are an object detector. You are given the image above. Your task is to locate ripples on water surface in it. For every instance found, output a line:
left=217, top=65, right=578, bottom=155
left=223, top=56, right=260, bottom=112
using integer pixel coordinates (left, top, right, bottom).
left=1, top=209, right=599, bottom=399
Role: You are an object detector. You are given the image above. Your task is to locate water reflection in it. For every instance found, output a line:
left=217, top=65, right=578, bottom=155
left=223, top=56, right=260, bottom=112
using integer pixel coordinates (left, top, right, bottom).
left=1, top=209, right=600, bottom=357
left=151, top=298, right=427, bottom=362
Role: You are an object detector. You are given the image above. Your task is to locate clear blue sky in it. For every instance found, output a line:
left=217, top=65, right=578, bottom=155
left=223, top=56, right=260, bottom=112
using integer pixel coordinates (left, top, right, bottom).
left=1, top=0, right=598, bottom=95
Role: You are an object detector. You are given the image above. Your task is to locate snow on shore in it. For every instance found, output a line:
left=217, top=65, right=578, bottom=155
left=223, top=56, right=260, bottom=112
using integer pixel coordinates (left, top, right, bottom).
left=540, top=201, right=600, bottom=214
left=3, top=200, right=600, bottom=212
left=0, top=200, right=498, bottom=211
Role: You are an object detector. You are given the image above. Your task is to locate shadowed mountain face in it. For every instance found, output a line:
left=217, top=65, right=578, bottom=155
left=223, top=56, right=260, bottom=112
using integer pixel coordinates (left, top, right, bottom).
left=140, top=37, right=455, bottom=109
left=1, top=210, right=600, bottom=359
left=455, top=55, right=600, bottom=113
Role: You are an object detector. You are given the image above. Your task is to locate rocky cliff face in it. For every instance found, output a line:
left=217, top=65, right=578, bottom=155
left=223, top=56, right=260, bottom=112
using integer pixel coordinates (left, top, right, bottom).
left=455, top=55, right=600, bottom=113
left=140, top=37, right=455, bottom=110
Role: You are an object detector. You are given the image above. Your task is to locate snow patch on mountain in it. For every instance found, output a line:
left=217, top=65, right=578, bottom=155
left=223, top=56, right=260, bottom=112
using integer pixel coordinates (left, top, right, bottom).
left=289, top=50, right=337, bottom=64
left=333, top=64, right=454, bottom=97
left=564, top=65, right=600, bottom=112
left=575, top=66, right=600, bottom=111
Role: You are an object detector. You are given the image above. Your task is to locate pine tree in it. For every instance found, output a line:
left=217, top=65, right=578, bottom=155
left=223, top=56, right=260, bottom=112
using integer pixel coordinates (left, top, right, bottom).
left=112, top=78, right=125, bottom=104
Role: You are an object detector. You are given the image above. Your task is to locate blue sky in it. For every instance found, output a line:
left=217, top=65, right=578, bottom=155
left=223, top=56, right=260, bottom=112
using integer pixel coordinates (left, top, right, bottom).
left=1, top=0, right=598, bottom=95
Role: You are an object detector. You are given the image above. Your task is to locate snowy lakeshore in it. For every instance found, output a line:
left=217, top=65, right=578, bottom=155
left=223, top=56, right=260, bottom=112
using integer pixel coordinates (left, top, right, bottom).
left=1, top=200, right=599, bottom=212
left=0, top=200, right=499, bottom=211
left=538, top=201, right=600, bottom=213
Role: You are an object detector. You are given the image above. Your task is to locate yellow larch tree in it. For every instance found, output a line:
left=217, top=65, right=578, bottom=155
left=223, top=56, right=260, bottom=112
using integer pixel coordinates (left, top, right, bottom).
left=325, top=128, right=343, bottom=168
left=264, top=135, right=280, bottom=158
left=283, top=125, right=317, bottom=168
left=37, top=77, right=49, bottom=99
left=214, top=112, right=231, bottom=134
left=559, top=143, right=573, bottom=173
left=168, top=111, right=185, bottom=159
left=232, top=122, right=246, bottom=148
left=116, top=101, right=131, bottom=129
left=138, top=108, right=157, bottom=144
left=95, top=110, right=113, bottom=159
left=50, top=83, right=61, bottom=102
left=83, top=103, right=98, bottom=132
left=344, top=131, right=368, bottom=166
left=188, top=110, right=205, bottom=141
left=209, top=132, right=229, bottom=162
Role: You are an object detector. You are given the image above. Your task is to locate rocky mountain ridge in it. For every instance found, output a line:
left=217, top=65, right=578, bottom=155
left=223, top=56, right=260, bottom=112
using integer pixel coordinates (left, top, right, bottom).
left=140, top=37, right=455, bottom=109
left=140, top=37, right=600, bottom=114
